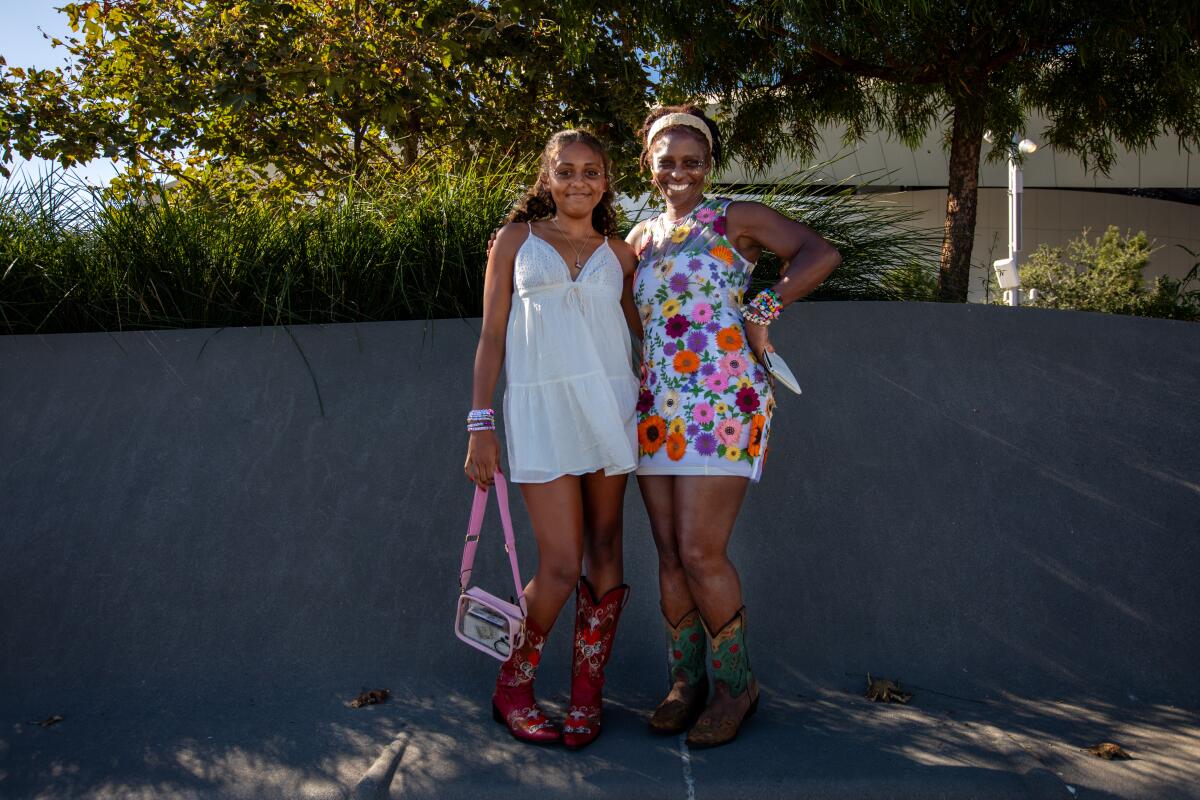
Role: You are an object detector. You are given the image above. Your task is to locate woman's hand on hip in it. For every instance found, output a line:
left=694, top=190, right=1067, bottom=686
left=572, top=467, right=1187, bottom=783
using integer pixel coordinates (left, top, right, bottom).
left=745, top=321, right=774, bottom=366
left=465, top=431, right=501, bottom=489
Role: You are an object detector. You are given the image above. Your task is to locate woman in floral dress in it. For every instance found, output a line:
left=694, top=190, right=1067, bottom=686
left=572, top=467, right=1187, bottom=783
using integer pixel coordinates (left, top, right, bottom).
left=628, top=106, right=842, bottom=748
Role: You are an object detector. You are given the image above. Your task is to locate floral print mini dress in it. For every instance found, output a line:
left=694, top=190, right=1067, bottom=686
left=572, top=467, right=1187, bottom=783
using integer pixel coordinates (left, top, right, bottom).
left=634, top=197, right=774, bottom=481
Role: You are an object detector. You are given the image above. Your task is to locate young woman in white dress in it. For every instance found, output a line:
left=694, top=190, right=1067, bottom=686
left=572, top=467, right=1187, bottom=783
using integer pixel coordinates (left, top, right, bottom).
left=464, top=130, right=642, bottom=749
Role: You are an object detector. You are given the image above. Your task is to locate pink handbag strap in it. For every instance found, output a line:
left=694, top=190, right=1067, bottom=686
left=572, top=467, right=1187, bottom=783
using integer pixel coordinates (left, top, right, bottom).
left=459, top=472, right=527, bottom=616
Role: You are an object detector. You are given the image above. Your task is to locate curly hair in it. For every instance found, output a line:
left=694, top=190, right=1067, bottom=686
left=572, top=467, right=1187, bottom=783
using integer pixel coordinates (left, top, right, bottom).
left=638, top=105, right=723, bottom=172
left=507, top=130, right=619, bottom=238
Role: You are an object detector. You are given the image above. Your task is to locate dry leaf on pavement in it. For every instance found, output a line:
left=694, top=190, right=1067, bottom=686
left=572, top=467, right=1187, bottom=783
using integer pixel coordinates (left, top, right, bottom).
left=866, top=674, right=912, bottom=704
left=350, top=689, right=390, bottom=708
left=1085, top=742, right=1132, bottom=760
left=28, top=715, right=64, bottom=727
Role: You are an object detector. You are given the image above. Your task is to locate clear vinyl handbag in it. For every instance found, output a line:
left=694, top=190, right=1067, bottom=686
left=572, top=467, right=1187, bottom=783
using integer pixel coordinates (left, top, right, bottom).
left=454, top=471, right=527, bottom=661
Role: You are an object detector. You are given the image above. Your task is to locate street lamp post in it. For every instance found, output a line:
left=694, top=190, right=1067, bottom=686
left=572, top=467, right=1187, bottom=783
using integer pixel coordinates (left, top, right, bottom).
left=990, top=134, right=1038, bottom=306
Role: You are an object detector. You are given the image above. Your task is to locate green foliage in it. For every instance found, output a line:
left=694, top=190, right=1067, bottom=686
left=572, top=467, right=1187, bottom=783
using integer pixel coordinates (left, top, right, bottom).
left=1, top=1, right=651, bottom=194
left=0, top=161, right=940, bottom=334
left=727, top=174, right=941, bottom=302
left=638, top=1, right=1200, bottom=174
left=1020, top=226, right=1199, bottom=320
left=0, top=157, right=529, bottom=333
left=570, top=0, right=1200, bottom=301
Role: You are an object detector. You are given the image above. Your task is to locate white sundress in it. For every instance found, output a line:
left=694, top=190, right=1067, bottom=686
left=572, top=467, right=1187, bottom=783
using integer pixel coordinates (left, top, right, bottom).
left=503, top=223, right=639, bottom=484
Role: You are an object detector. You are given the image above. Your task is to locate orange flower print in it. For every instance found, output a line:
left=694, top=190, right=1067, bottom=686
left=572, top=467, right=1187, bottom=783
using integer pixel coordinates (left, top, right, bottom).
left=666, top=432, right=687, bottom=461
left=709, top=245, right=735, bottom=266
left=638, top=415, right=667, bottom=455
left=717, top=326, right=744, bottom=352
left=673, top=350, right=701, bottom=374
left=748, top=414, right=767, bottom=458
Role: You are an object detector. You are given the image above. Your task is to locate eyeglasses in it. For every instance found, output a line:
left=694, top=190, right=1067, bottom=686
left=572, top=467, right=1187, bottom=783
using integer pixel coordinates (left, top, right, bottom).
left=653, top=158, right=708, bottom=173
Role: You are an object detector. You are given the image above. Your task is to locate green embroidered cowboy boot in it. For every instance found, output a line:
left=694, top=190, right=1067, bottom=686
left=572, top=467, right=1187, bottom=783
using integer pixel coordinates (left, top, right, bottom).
left=649, top=608, right=709, bottom=735
left=686, top=607, right=758, bottom=748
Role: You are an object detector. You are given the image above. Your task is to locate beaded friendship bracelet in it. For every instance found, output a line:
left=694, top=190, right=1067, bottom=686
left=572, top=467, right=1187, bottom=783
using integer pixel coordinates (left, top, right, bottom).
left=742, top=287, right=783, bottom=326
left=467, top=408, right=496, bottom=432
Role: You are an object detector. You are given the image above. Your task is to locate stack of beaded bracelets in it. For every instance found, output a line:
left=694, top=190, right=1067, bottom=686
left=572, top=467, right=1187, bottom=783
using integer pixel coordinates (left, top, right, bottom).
left=742, top=287, right=783, bottom=326
left=467, top=408, right=496, bottom=432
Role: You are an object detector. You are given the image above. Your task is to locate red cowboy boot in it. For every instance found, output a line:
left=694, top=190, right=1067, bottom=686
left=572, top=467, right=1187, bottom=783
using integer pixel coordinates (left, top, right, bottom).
left=492, top=615, right=560, bottom=745
left=562, top=578, right=629, bottom=750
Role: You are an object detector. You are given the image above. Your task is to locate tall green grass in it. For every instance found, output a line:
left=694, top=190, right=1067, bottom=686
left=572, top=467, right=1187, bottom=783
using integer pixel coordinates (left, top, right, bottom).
left=1, top=159, right=939, bottom=335
left=742, top=169, right=940, bottom=301
left=0, top=156, right=527, bottom=334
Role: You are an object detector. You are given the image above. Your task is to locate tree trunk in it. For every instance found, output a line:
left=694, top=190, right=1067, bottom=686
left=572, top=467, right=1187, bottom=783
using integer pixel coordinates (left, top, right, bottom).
left=352, top=123, right=365, bottom=175
left=939, top=106, right=985, bottom=302
left=402, top=108, right=420, bottom=166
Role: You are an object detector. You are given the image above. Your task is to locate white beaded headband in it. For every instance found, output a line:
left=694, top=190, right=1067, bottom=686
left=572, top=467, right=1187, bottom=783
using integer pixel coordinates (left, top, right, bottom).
left=647, top=113, right=714, bottom=150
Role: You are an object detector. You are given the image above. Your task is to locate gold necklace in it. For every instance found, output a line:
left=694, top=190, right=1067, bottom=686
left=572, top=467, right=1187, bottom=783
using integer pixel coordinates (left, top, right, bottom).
left=550, top=216, right=595, bottom=272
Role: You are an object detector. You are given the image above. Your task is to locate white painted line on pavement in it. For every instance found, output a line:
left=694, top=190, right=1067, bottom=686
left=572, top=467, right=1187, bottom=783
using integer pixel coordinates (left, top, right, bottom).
left=678, top=733, right=696, bottom=800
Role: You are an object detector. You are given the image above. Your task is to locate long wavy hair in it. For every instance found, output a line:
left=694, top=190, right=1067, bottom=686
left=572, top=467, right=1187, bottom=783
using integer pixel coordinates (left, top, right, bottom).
left=638, top=104, right=724, bottom=172
left=507, top=130, right=620, bottom=238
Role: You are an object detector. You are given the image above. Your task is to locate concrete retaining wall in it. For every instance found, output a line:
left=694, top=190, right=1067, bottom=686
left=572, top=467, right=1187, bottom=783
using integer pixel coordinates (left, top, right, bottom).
left=2, top=303, right=1198, bottom=708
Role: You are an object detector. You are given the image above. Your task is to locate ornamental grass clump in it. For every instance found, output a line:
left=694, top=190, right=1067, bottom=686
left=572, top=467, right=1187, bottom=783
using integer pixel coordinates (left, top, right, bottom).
left=625, top=162, right=941, bottom=302
left=1, top=156, right=940, bottom=335
left=0, top=155, right=527, bottom=334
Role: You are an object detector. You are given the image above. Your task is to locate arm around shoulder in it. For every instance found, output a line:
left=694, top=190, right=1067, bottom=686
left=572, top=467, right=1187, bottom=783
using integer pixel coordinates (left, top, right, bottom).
left=624, top=220, right=649, bottom=253
left=610, top=236, right=644, bottom=341
left=609, top=236, right=639, bottom=277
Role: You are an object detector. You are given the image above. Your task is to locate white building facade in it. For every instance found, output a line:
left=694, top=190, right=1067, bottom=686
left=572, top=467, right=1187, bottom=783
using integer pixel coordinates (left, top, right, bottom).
left=721, top=115, right=1200, bottom=302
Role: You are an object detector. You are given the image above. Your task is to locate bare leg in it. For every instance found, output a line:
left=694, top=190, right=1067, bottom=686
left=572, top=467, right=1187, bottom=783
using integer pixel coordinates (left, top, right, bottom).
left=519, top=475, right=585, bottom=632
left=673, top=475, right=758, bottom=747
left=637, top=474, right=697, bottom=623
left=579, top=470, right=628, bottom=596
left=674, top=475, right=749, bottom=630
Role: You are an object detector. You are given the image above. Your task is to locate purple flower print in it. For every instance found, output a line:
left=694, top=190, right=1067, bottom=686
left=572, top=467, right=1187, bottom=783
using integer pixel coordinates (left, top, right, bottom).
left=665, top=314, right=690, bottom=338
left=691, top=302, right=714, bottom=324
left=700, top=362, right=717, bottom=377
left=705, top=321, right=722, bottom=334
left=649, top=370, right=658, bottom=386
left=637, top=388, right=654, bottom=413
left=706, top=373, right=730, bottom=392
left=752, top=367, right=765, bottom=383
left=686, top=423, right=700, bottom=437
left=736, top=386, right=761, bottom=413
left=713, top=216, right=727, bottom=236
left=686, top=331, right=708, bottom=352
left=695, top=432, right=718, bottom=456
left=664, top=342, right=677, bottom=356
left=687, top=258, right=703, bottom=273
left=669, top=273, right=691, bottom=294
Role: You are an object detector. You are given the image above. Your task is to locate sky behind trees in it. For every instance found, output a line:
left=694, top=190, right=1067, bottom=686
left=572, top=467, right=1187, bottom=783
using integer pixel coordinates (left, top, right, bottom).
left=1, top=2, right=119, bottom=186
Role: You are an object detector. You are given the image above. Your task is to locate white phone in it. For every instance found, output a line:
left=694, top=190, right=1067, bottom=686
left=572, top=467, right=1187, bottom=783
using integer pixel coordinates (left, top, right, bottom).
left=761, top=350, right=802, bottom=395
